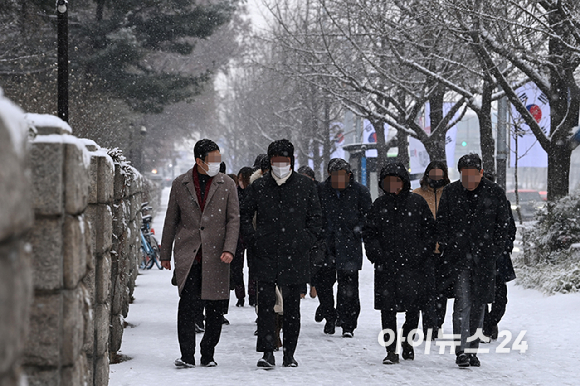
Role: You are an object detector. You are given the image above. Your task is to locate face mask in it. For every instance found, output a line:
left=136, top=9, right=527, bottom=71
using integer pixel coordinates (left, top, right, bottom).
left=428, top=178, right=446, bottom=189
left=204, top=162, right=220, bottom=177
left=272, top=164, right=291, bottom=179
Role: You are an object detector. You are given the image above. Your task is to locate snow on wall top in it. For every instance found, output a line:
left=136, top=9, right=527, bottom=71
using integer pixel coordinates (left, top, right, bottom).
left=0, top=88, right=29, bottom=158
left=25, top=113, right=73, bottom=135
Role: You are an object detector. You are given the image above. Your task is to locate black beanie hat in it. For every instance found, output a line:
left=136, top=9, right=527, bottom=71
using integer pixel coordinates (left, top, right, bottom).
left=194, top=139, right=219, bottom=161
left=268, top=139, right=295, bottom=168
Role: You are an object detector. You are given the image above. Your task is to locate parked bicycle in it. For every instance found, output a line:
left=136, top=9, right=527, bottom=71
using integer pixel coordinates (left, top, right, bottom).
left=139, top=202, right=163, bottom=270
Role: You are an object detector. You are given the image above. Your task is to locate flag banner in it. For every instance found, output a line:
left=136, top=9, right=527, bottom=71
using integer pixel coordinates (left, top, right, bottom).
left=510, top=82, right=550, bottom=168
left=362, top=120, right=390, bottom=158
left=409, top=102, right=459, bottom=175
left=330, top=121, right=346, bottom=160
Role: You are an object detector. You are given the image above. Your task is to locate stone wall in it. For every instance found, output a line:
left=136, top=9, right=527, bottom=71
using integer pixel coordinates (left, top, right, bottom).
left=107, top=150, right=143, bottom=362
left=0, top=95, right=145, bottom=386
left=24, top=119, right=93, bottom=386
left=0, top=92, right=34, bottom=386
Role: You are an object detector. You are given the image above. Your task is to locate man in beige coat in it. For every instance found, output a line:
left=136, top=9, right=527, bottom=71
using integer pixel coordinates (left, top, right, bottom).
left=160, top=139, right=239, bottom=368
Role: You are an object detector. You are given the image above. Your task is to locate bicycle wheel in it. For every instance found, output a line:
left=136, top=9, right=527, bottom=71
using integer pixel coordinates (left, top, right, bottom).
left=150, top=236, right=163, bottom=270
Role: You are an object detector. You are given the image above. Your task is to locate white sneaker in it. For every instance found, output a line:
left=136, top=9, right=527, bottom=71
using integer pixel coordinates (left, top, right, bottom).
left=174, top=358, right=195, bottom=368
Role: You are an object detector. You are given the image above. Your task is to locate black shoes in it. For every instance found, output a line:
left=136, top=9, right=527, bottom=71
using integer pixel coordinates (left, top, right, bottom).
left=174, top=358, right=195, bottom=368
left=401, top=342, right=414, bottom=360
left=236, top=299, right=244, bottom=307
left=469, top=354, right=481, bottom=367
left=456, top=352, right=470, bottom=367
left=324, top=320, right=336, bottom=335
left=383, top=352, right=399, bottom=364
left=257, top=352, right=276, bottom=368
left=315, top=307, right=324, bottom=323
left=283, top=356, right=298, bottom=367
left=342, top=329, right=354, bottom=338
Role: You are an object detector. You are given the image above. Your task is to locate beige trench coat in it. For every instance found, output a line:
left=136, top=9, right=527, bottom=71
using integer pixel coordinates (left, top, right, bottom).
left=160, top=168, right=240, bottom=299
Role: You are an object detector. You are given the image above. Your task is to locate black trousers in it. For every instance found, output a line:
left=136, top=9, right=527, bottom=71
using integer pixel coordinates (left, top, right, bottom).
left=230, top=240, right=246, bottom=301
left=315, top=266, right=361, bottom=331
left=380, top=304, right=421, bottom=353
left=256, top=281, right=301, bottom=357
left=177, top=263, right=227, bottom=363
left=483, top=277, right=508, bottom=335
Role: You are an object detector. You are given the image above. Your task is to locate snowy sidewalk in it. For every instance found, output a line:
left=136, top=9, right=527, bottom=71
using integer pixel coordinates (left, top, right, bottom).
left=109, top=189, right=580, bottom=386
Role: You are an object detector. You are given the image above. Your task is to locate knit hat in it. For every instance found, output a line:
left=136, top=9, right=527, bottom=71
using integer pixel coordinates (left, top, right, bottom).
left=268, top=139, right=295, bottom=168
left=327, top=158, right=352, bottom=174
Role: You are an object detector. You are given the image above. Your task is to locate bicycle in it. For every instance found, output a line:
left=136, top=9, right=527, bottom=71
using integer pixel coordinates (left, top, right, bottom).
left=139, top=202, right=163, bottom=270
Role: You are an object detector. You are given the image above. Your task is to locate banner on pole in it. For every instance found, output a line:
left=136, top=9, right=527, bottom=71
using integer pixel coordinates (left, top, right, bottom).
left=510, top=83, right=550, bottom=168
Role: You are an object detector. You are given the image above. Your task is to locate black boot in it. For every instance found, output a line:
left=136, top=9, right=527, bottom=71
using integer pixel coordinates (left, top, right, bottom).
left=324, top=320, right=336, bottom=334
left=257, top=352, right=275, bottom=368
left=283, top=355, right=298, bottom=367
left=401, top=341, right=414, bottom=360
left=382, top=352, right=399, bottom=364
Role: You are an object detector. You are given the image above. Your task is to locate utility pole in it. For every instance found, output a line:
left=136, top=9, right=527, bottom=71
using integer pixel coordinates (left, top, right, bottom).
left=56, top=0, right=69, bottom=122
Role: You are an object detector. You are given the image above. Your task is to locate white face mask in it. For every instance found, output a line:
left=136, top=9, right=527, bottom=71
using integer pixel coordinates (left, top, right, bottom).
left=272, top=163, right=291, bottom=179
left=204, top=162, right=220, bottom=177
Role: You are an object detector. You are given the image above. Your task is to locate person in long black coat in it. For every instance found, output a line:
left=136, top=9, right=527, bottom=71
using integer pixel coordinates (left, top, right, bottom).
left=240, top=139, right=322, bottom=368
left=481, top=171, right=517, bottom=340
left=436, top=154, right=511, bottom=368
left=315, top=158, right=372, bottom=337
left=363, top=162, right=436, bottom=365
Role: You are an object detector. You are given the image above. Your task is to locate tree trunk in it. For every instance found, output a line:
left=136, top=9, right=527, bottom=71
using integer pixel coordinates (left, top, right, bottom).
left=424, top=85, right=447, bottom=163
left=478, top=79, right=495, bottom=174
left=372, top=118, right=388, bottom=171
left=397, top=130, right=410, bottom=168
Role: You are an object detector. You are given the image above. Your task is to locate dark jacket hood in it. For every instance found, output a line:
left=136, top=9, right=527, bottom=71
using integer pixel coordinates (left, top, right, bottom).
left=379, top=162, right=411, bottom=194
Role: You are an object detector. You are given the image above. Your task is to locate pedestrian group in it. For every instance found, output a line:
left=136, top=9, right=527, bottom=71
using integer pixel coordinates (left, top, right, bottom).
left=160, top=138, right=516, bottom=369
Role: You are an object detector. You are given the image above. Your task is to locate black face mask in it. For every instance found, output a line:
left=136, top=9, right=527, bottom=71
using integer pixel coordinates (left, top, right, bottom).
left=428, top=178, right=446, bottom=189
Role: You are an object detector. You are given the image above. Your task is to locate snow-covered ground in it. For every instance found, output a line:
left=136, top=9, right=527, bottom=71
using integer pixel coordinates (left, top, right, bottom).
left=109, top=188, right=580, bottom=386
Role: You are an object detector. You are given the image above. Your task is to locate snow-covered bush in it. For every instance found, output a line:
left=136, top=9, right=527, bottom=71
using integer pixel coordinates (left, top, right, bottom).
left=515, top=192, right=580, bottom=294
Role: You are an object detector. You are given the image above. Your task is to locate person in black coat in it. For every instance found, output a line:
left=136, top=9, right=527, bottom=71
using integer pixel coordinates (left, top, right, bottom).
left=436, top=153, right=511, bottom=368
left=229, top=167, right=254, bottom=308
left=481, top=171, right=517, bottom=341
left=240, top=139, right=322, bottom=368
left=363, top=162, right=436, bottom=365
left=315, top=158, right=372, bottom=337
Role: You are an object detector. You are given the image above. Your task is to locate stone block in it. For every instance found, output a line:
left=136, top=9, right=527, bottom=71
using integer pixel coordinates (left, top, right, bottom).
left=29, top=140, right=64, bottom=216
left=94, top=355, right=109, bottom=386
left=24, top=293, right=62, bottom=367
left=0, top=117, right=33, bottom=241
left=97, top=154, right=114, bottom=204
left=110, top=276, right=123, bottom=317
left=62, top=288, right=84, bottom=366
left=84, top=214, right=95, bottom=272
left=0, top=240, right=33, bottom=375
left=24, top=367, right=60, bottom=386
left=88, top=154, right=99, bottom=205
left=113, top=164, right=125, bottom=201
left=94, top=304, right=110, bottom=357
left=108, top=314, right=124, bottom=354
left=85, top=204, right=113, bottom=259
left=61, top=354, right=88, bottom=386
left=64, top=141, right=90, bottom=215
left=112, top=201, right=126, bottom=239
left=63, top=215, right=87, bottom=289
left=96, top=252, right=112, bottom=305
left=27, top=217, right=63, bottom=290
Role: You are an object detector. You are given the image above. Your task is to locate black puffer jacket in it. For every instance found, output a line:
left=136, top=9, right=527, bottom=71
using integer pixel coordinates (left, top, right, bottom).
left=318, top=175, right=372, bottom=271
left=240, top=171, right=322, bottom=285
left=363, top=163, right=436, bottom=311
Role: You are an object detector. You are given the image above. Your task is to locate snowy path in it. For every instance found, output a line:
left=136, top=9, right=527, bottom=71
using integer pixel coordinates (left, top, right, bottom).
left=109, top=188, right=580, bottom=386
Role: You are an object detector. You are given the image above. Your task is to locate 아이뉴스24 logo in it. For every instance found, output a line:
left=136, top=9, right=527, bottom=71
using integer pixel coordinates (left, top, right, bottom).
left=377, top=328, right=528, bottom=354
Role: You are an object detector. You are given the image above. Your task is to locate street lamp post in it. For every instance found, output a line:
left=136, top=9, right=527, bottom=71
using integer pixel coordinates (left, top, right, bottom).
left=56, top=0, right=68, bottom=122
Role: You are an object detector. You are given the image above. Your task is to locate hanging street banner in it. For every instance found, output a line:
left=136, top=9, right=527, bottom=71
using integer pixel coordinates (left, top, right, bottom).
left=510, top=82, right=550, bottom=168
left=409, top=102, right=459, bottom=174
left=362, top=120, right=390, bottom=158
